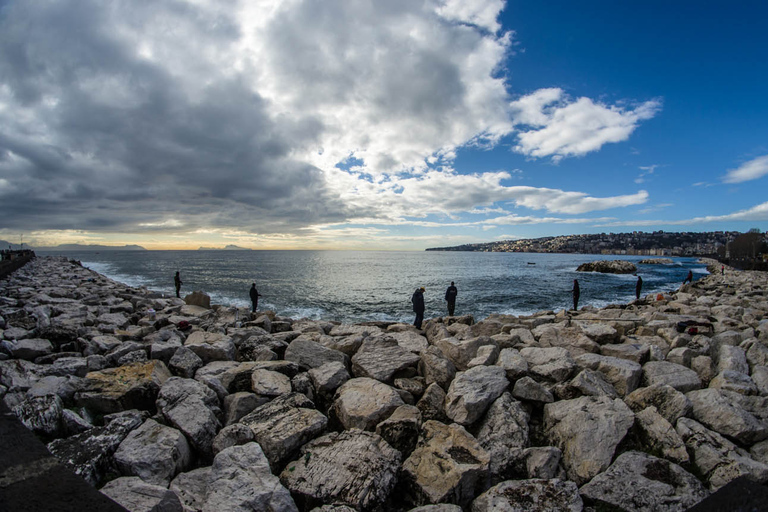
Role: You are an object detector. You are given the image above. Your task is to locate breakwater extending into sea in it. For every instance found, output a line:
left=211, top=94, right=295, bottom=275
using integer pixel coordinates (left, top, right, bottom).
left=1, top=256, right=767, bottom=511
left=40, top=250, right=709, bottom=323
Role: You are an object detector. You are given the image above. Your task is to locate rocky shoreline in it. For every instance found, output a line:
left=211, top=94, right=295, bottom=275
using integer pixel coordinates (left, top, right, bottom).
left=1, top=256, right=767, bottom=511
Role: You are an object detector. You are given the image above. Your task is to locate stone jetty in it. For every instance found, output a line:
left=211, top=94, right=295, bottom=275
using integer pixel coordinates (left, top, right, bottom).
left=576, top=259, right=637, bottom=274
left=1, top=256, right=768, bottom=511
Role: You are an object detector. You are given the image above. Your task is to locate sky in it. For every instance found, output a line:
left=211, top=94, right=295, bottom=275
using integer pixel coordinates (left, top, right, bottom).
left=1, top=0, right=767, bottom=250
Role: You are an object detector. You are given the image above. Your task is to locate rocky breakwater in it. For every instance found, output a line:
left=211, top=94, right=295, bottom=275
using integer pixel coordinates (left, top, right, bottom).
left=577, top=259, right=637, bottom=274
left=1, top=257, right=768, bottom=511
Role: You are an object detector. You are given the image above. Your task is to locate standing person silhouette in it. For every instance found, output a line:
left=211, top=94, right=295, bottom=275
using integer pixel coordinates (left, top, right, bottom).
left=412, top=287, right=425, bottom=330
left=635, top=275, right=643, bottom=300
left=249, top=283, right=261, bottom=313
left=174, top=271, right=183, bottom=298
left=445, top=281, right=458, bottom=317
left=572, top=279, right=580, bottom=311
left=683, top=270, right=693, bottom=285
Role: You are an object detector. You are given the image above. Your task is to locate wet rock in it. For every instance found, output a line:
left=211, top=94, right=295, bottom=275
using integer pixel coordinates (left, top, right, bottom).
left=101, top=476, right=183, bottom=512
left=475, top=392, right=529, bottom=481
left=281, top=430, right=401, bottom=511
left=579, top=451, right=708, bottom=512
left=418, top=346, right=457, bottom=391
left=444, top=365, right=508, bottom=426
left=401, top=420, right=490, bottom=508
left=470, top=478, right=582, bottom=512
left=543, top=395, right=634, bottom=485
left=114, top=418, right=192, bottom=485
left=642, top=361, right=702, bottom=392
left=156, top=377, right=222, bottom=456
left=686, top=388, right=768, bottom=445
left=240, top=392, right=328, bottom=470
left=75, top=360, right=171, bottom=414
left=48, top=410, right=146, bottom=486
left=204, top=443, right=297, bottom=512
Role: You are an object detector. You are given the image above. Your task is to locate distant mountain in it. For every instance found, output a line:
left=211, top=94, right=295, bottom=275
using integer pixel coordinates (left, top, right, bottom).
left=198, top=245, right=252, bottom=251
left=33, top=243, right=147, bottom=251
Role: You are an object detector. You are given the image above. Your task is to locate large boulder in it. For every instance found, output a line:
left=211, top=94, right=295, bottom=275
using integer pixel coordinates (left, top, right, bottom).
left=12, top=394, right=63, bottom=437
left=75, top=361, right=172, bottom=414
left=240, top=393, right=328, bottom=471
left=401, top=420, right=490, bottom=508
left=576, top=353, right=642, bottom=396
left=579, top=451, right=709, bottom=511
left=170, top=467, right=210, bottom=512
left=351, top=337, right=420, bottom=382
left=183, top=331, right=235, bottom=363
left=376, top=404, right=422, bottom=456
left=634, top=406, right=689, bottom=464
left=419, top=346, right=457, bottom=390
left=576, top=260, right=637, bottom=274
left=284, top=338, right=348, bottom=371
left=156, top=377, right=222, bottom=456
left=434, top=336, right=492, bottom=371
left=101, top=476, right=183, bottom=512
left=642, top=361, right=702, bottom=392
left=204, top=443, right=297, bottom=512
left=114, top=419, right=192, bottom=486
left=519, top=347, right=576, bottom=382
left=475, top=392, right=530, bottom=481
left=280, top=430, right=401, bottom=511
left=624, top=384, right=692, bottom=425
left=543, top=395, right=634, bottom=485
left=444, top=366, right=508, bottom=425
left=470, top=479, right=582, bottom=512
left=331, top=377, right=404, bottom=431
left=686, top=388, right=768, bottom=445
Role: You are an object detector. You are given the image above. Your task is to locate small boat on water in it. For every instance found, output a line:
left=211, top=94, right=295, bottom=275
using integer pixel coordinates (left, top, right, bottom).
left=527, top=262, right=536, bottom=265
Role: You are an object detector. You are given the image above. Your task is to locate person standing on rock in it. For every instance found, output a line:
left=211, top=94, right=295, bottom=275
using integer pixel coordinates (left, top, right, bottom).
left=572, top=279, right=580, bottom=310
left=249, top=283, right=261, bottom=312
left=683, top=270, right=693, bottom=285
left=445, top=281, right=458, bottom=317
left=174, top=271, right=183, bottom=298
left=635, top=275, right=643, bottom=300
left=412, top=287, right=425, bottom=330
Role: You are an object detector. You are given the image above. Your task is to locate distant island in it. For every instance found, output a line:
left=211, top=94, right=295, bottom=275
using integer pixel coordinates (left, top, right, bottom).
left=426, top=230, right=767, bottom=259
left=197, top=245, right=252, bottom=251
left=0, top=240, right=147, bottom=251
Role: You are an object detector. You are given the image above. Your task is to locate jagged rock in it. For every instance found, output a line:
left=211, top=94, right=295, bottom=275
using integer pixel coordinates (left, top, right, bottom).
left=444, top=366, right=508, bottom=425
left=475, top=392, right=529, bottom=481
left=351, top=337, right=420, bottom=382
left=579, top=451, right=708, bottom=512
left=240, top=392, right=328, bottom=470
left=12, top=394, right=63, bottom=437
left=635, top=406, right=689, bottom=463
left=512, top=376, right=553, bottom=403
left=676, top=417, right=768, bottom=490
left=576, top=260, right=637, bottom=274
left=467, top=344, right=499, bottom=367
left=375, top=404, right=421, bottom=456
left=388, top=330, right=429, bottom=353
left=718, top=345, right=749, bottom=374
left=543, top=395, right=634, bottom=485
left=4, top=338, right=54, bottom=361
left=578, top=322, right=619, bottom=345
left=416, top=383, right=448, bottom=423
left=434, top=336, right=492, bottom=371
left=204, top=443, right=297, bottom=512
left=223, top=391, right=266, bottom=425
left=394, top=377, right=425, bottom=398
left=554, top=369, right=618, bottom=400
left=101, top=476, right=183, bottom=512
left=212, top=423, right=254, bottom=455
left=251, top=368, right=292, bottom=397
left=642, top=361, right=702, bottom=392
left=624, top=384, right=692, bottom=425
left=0, top=359, right=46, bottom=390
left=183, top=291, right=211, bottom=309
left=576, top=353, right=642, bottom=396
left=495, top=348, right=529, bottom=381
left=520, top=447, right=563, bottom=479
left=752, top=439, right=768, bottom=465
left=710, top=370, right=758, bottom=395
left=292, top=372, right=316, bottom=402
left=401, top=420, right=490, bottom=508
left=307, top=362, right=349, bottom=406
left=75, top=360, right=171, bottom=414
left=746, top=341, right=768, bottom=369
left=753, top=365, right=768, bottom=395
left=281, top=430, right=401, bottom=511
left=470, top=478, right=582, bottom=512
left=519, top=347, right=576, bottom=382
left=600, top=343, right=650, bottom=364
left=418, top=346, right=457, bottom=390
left=61, top=408, right=93, bottom=436
left=183, top=331, right=235, bottom=364
left=114, top=418, right=192, bottom=485
left=332, top=377, right=404, bottom=431
left=156, top=377, right=222, bottom=456
left=170, top=467, right=210, bottom=512
left=48, top=410, right=146, bottom=486
left=284, top=338, right=348, bottom=371
left=686, top=388, right=768, bottom=444
left=168, top=346, right=204, bottom=378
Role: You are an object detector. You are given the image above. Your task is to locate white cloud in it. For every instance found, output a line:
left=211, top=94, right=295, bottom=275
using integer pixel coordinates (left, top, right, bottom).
left=509, top=89, right=661, bottom=162
left=596, top=201, right=768, bottom=227
left=722, top=155, right=768, bottom=183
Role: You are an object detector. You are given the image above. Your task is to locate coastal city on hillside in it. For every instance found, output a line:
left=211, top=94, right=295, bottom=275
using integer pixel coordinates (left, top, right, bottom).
left=428, top=230, right=768, bottom=260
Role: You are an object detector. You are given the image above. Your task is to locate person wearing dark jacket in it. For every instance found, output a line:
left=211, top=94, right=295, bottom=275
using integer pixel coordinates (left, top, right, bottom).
left=683, top=270, right=693, bottom=285
left=572, top=279, right=580, bottom=311
left=635, top=275, right=643, bottom=300
left=445, top=281, right=458, bottom=316
left=249, top=283, right=261, bottom=312
left=174, top=271, right=183, bottom=298
left=412, top=287, right=425, bottom=329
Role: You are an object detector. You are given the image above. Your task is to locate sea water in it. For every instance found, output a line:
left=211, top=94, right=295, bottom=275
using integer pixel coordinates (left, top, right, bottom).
left=39, top=250, right=708, bottom=323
